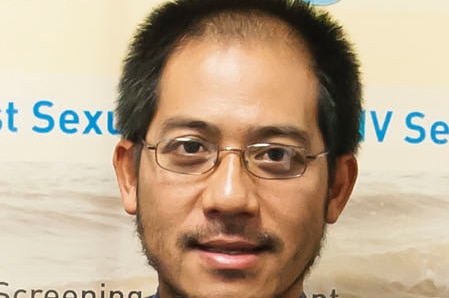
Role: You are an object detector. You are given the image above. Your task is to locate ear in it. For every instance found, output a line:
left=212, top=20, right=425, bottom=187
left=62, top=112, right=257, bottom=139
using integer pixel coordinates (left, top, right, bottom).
left=326, top=154, right=358, bottom=224
left=113, top=139, right=138, bottom=215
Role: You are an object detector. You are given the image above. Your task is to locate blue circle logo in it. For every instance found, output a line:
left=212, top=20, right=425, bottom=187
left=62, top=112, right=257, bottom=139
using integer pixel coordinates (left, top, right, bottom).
left=303, top=0, right=340, bottom=5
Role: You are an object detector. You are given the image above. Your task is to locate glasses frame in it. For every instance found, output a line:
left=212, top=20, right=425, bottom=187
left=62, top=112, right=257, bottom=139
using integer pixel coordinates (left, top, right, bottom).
left=142, top=138, right=328, bottom=180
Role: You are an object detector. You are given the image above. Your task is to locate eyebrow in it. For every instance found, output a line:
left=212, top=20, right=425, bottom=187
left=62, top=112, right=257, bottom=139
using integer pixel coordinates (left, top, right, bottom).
left=159, top=116, right=221, bottom=138
left=247, top=125, right=311, bottom=148
left=158, top=117, right=310, bottom=147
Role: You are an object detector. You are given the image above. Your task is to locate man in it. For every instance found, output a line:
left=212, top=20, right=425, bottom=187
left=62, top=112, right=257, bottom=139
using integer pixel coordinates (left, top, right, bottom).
left=113, top=0, right=361, bottom=297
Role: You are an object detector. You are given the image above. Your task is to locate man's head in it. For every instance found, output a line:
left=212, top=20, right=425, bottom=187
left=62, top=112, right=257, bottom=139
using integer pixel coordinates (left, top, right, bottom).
left=113, top=0, right=361, bottom=297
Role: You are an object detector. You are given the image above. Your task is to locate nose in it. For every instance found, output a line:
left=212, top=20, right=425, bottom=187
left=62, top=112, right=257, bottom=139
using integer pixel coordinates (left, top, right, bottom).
left=201, top=151, right=259, bottom=218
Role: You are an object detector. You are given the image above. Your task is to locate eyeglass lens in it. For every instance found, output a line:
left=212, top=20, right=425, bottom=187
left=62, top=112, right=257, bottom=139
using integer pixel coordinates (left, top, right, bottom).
left=153, top=137, right=309, bottom=178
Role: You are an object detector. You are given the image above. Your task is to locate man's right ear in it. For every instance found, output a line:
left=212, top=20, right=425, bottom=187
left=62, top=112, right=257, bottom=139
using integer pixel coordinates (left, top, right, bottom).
left=113, top=139, right=138, bottom=215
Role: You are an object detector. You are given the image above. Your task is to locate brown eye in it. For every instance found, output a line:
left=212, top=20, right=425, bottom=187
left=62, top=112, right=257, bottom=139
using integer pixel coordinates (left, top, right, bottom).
left=266, top=148, right=286, bottom=161
left=182, top=141, right=202, bottom=154
left=161, top=138, right=208, bottom=155
left=253, top=146, right=291, bottom=163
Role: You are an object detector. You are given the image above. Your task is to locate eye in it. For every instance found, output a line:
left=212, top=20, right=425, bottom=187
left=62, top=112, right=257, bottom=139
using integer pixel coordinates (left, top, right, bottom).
left=265, top=147, right=287, bottom=161
left=160, top=137, right=211, bottom=155
left=248, top=144, right=308, bottom=177
left=181, top=140, right=202, bottom=154
left=253, top=145, right=292, bottom=162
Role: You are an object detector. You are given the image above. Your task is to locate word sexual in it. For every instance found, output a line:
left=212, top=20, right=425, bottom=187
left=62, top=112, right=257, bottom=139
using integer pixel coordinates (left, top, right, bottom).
left=0, top=101, right=118, bottom=135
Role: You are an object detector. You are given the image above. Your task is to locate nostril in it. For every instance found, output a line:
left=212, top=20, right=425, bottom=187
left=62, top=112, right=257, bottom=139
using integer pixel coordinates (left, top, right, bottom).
left=204, top=208, right=221, bottom=219
left=203, top=198, right=260, bottom=219
left=203, top=208, right=258, bottom=231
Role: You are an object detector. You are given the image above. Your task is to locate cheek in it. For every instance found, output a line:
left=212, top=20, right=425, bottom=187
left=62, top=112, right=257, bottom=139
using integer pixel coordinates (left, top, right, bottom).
left=137, top=164, right=206, bottom=234
left=260, top=180, right=326, bottom=217
left=256, top=175, right=328, bottom=238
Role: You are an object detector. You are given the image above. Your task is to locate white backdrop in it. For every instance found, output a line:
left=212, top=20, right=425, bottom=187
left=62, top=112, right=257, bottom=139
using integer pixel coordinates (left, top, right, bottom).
left=1, top=1, right=448, bottom=297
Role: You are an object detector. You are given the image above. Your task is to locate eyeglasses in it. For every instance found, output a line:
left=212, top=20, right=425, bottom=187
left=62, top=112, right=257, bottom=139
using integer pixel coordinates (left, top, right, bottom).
left=142, top=137, right=328, bottom=180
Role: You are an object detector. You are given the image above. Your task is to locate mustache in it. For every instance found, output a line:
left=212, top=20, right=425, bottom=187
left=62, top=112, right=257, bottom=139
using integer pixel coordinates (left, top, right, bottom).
left=177, top=220, right=283, bottom=253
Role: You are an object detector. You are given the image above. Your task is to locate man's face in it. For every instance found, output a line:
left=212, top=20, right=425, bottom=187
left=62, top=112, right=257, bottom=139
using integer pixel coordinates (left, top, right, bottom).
left=114, top=37, right=355, bottom=298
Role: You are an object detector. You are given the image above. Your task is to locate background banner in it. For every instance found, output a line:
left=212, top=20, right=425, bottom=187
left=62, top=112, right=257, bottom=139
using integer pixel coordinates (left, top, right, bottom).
left=1, top=1, right=448, bottom=297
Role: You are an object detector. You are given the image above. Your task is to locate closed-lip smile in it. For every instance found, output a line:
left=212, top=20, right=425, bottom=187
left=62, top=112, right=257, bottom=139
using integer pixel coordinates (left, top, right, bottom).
left=193, top=237, right=271, bottom=270
left=197, top=238, right=266, bottom=254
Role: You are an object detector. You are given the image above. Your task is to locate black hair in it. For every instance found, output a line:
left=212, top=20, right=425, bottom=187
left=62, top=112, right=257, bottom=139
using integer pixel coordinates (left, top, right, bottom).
left=116, top=0, right=362, bottom=179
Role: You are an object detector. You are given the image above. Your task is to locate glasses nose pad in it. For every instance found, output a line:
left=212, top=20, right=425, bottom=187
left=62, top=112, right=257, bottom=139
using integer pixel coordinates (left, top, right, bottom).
left=240, top=151, right=251, bottom=173
left=213, top=147, right=246, bottom=173
left=218, top=147, right=261, bottom=179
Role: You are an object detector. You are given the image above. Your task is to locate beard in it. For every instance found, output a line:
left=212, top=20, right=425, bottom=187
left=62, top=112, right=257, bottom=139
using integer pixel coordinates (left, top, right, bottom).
left=135, top=202, right=327, bottom=298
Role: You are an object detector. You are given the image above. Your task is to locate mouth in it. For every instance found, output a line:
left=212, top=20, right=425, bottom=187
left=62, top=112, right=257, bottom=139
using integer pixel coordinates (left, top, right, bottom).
left=189, top=238, right=273, bottom=270
left=196, top=239, right=269, bottom=255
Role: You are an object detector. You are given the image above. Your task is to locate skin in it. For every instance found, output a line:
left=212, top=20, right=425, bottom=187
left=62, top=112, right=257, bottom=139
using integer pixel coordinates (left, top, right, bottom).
left=114, top=37, right=358, bottom=298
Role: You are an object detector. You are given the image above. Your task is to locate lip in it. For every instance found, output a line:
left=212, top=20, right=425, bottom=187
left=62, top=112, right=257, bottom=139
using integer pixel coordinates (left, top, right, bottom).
left=194, top=237, right=266, bottom=270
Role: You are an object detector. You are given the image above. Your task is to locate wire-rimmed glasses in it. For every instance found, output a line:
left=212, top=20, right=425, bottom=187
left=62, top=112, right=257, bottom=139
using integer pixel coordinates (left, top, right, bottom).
left=142, top=136, right=328, bottom=180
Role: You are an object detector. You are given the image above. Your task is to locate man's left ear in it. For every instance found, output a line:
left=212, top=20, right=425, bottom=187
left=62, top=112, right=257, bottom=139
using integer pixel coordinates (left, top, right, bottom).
left=326, top=154, right=358, bottom=223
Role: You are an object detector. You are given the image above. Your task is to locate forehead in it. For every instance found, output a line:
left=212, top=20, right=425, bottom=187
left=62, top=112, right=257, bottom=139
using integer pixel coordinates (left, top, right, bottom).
left=149, top=37, right=321, bottom=146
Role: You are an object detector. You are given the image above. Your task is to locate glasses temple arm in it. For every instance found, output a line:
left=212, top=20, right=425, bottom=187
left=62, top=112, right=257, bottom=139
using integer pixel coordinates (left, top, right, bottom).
left=305, top=151, right=329, bottom=160
left=141, top=140, right=156, bottom=150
